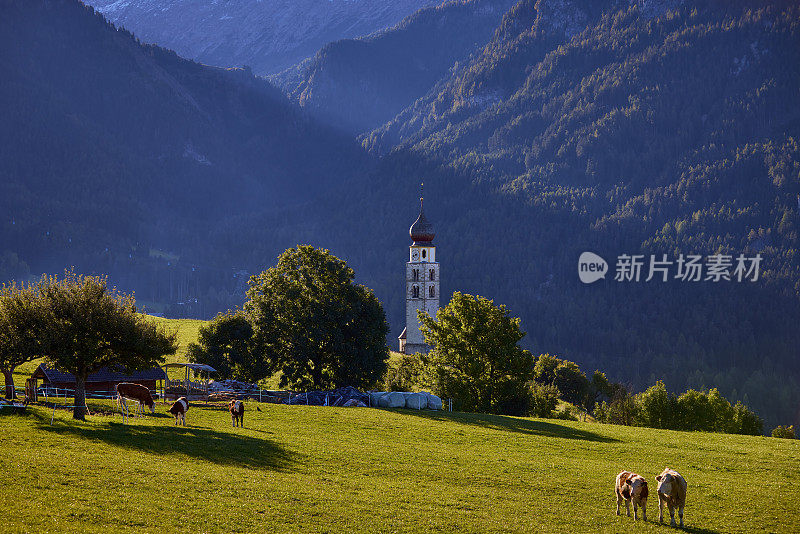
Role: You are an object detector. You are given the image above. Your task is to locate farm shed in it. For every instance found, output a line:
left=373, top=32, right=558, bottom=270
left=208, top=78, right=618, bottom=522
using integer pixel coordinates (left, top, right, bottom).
left=30, top=364, right=166, bottom=396
left=162, top=363, right=216, bottom=400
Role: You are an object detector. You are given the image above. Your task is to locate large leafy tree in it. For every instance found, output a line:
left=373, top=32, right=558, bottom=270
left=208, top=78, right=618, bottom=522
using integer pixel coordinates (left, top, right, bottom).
left=0, top=279, right=48, bottom=399
left=187, top=311, right=268, bottom=383
left=245, top=246, right=389, bottom=390
left=41, top=272, right=177, bottom=420
left=419, top=292, right=534, bottom=415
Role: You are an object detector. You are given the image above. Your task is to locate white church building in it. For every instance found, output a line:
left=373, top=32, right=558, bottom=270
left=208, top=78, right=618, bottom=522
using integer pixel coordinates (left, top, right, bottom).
left=398, top=195, right=439, bottom=354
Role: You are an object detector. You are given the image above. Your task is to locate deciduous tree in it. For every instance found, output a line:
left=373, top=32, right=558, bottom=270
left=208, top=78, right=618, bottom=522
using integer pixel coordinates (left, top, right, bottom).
left=0, top=279, right=47, bottom=399
left=187, top=311, right=267, bottom=383
left=419, top=292, right=534, bottom=415
left=41, top=272, right=177, bottom=420
left=245, top=246, right=389, bottom=391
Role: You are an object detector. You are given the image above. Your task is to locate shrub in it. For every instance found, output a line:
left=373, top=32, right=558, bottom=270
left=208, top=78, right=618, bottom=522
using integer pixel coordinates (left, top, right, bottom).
left=772, top=425, right=795, bottom=439
left=384, top=354, right=427, bottom=392
left=595, top=387, right=638, bottom=426
left=635, top=380, right=678, bottom=429
left=528, top=382, right=559, bottom=418
left=533, top=354, right=561, bottom=386
left=553, top=360, right=589, bottom=406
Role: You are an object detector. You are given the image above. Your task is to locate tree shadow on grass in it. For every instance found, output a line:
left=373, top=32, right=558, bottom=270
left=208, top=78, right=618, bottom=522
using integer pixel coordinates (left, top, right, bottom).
left=644, top=524, right=723, bottom=534
left=37, top=418, right=298, bottom=471
left=677, top=526, right=725, bottom=534
left=398, top=410, right=619, bottom=443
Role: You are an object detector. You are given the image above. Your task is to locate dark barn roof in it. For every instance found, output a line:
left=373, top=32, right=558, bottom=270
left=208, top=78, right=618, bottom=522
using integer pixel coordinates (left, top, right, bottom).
left=31, top=363, right=166, bottom=384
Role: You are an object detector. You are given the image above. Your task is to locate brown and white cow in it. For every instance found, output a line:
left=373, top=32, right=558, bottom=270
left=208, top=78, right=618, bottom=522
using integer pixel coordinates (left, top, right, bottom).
left=229, top=399, right=244, bottom=427
left=116, top=382, right=155, bottom=418
left=655, top=468, right=687, bottom=527
left=169, top=397, right=188, bottom=426
left=615, top=470, right=648, bottom=521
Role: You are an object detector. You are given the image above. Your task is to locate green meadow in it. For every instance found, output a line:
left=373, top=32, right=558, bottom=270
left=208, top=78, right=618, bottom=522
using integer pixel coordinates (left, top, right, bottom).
left=4, top=316, right=798, bottom=532
left=2, top=400, right=798, bottom=533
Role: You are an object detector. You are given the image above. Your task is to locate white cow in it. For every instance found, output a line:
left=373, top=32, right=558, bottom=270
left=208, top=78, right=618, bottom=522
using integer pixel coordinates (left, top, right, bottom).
left=655, top=468, right=687, bottom=527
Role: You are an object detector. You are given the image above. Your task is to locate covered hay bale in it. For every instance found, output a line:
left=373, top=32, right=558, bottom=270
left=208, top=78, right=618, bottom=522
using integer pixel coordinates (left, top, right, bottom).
left=383, top=392, right=406, bottom=408
left=370, top=392, right=389, bottom=407
left=423, top=392, right=443, bottom=410
left=404, top=392, right=428, bottom=410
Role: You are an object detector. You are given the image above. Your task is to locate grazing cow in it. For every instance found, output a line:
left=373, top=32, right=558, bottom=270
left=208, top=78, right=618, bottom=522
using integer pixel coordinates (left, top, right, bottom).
left=655, top=468, right=687, bottom=527
left=116, top=383, right=155, bottom=417
left=169, top=397, right=188, bottom=425
left=229, top=400, right=244, bottom=427
left=615, top=471, right=649, bottom=521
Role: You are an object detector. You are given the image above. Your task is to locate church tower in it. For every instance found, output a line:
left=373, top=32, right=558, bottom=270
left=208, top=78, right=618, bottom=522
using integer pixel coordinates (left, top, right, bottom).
left=399, top=194, right=439, bottom=354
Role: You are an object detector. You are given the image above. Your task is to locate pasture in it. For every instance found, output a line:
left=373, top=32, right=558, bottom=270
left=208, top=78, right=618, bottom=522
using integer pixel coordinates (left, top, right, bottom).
left=2, top=401, right=798, bottom=533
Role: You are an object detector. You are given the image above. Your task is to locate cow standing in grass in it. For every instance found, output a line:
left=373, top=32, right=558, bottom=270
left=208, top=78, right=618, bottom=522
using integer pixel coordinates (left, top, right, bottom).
left=615, top=470, right=648, bottom=521
left=656, top=468, right=687, bottom=527
left=116, top=383, right=155, bottom=417
left=229, top=399, right=244, bottom=427
left=169, top=397, right=188, bottom=425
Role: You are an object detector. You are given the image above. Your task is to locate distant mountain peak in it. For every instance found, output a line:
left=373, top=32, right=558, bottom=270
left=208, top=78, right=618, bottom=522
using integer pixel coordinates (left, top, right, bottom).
left=85, top=0, right=443, bottom=75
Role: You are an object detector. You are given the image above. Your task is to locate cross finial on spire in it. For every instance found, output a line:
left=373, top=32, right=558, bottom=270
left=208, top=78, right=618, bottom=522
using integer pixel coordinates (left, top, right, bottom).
left=420, top=182, right=424, bottom=210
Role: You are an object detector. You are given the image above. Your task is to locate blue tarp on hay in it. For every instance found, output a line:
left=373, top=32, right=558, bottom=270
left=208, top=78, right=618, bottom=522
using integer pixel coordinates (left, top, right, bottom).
left=286, top=386, right=370, bottom=407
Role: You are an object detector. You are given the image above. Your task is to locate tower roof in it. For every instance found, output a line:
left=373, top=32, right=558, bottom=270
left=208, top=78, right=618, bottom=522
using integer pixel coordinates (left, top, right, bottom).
left=409, top=197, right=435, bottom=244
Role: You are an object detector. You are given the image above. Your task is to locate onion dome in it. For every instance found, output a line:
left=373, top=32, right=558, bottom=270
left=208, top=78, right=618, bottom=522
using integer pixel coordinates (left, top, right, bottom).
left=409, top=197, right=435, bottom=244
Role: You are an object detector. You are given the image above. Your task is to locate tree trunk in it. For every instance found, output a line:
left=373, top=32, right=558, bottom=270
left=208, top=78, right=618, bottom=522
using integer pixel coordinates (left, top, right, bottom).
left=2, top=368, right=15, bottom=399
left=73, top=373, right=87, bottom=420
left=311, top=356, right=322, bottom=390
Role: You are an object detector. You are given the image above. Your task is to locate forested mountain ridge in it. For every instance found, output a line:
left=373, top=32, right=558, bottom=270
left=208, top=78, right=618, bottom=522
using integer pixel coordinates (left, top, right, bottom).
left=270, top=0, right=800, bottom=428
left=272, top=0, right=519, bottom=134
left=85, top=0, right=441, bottom=75
left=0, top=0, right=366, bottom=310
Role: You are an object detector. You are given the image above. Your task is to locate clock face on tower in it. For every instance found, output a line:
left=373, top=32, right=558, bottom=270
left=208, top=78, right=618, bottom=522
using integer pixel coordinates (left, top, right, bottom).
left=411, top=249, right=420, bottom=261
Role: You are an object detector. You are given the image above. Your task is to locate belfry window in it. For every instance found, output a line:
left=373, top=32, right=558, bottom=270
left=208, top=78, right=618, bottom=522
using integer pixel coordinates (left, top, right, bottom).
left=429, top=286, right=435, bottom=298
left=412, top=269, right=419, bottom=281
left=412, top=285, right=419, bottom=298
left=429, top=269, right=435, bottom=281
left=422, top=249, right=427, bottom=259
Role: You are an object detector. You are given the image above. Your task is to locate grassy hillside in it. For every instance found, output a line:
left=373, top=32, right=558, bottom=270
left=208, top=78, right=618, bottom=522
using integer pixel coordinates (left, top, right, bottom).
left=146, top=315, right=207, bottom=364
left=2, top=402, right=797, bottom=532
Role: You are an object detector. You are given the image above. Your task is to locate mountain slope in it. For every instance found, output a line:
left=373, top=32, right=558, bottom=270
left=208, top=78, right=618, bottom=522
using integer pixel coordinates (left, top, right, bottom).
left=255, top=0, right=800, bottom=428
left=85, top=0, right=441, bottom=75
left=0, top=0, right=366, bottom=307
left=272, top=0, right=518, bottom=134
